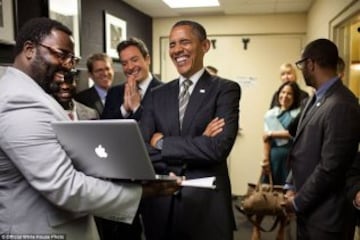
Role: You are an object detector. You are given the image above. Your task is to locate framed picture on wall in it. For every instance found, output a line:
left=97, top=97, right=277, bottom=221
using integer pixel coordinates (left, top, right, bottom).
left=48, top=0, right=81, bottom=57
left=0, top=0, right=16, bottom=45
left=104, top=11, right=127, bottom=59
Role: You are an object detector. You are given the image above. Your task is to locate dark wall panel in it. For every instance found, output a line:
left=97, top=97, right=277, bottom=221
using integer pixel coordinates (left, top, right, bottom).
left=79, top=0, right=153, bottom=87
left=0, top=0, right=48, bottom=63
left=0, top=0, right=153, bottom=76
left=82, top=0, right=153, bottom=62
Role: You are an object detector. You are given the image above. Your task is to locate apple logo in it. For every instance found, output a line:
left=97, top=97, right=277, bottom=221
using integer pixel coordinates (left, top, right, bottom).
left=95, top=144, right=108, bottom=158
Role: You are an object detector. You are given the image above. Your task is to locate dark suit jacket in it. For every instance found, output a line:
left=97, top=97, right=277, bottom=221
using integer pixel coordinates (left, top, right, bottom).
left=346, top=152, right=360, bottom=225
left=75, top=86, right=104, bottom=115
left=140, top=71, right=241, bottom=240
left=101, top=77, right=162, bottom=120
left=289, top=79, right=360, bottom=233
left=346, top=153, right=360, bottom=205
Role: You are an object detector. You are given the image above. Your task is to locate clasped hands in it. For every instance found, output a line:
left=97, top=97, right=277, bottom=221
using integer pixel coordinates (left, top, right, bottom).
left=123, top=75, right=141, bottom=113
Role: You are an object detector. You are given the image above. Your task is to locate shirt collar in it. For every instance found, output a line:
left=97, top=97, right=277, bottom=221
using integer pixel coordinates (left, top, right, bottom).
left=315, top=76, right=338, bottom=101
left=178, top=68, right=205, bottom=93
left=138, top=73, right=152, bottom=93
left=93, top=85, right=108, bottom=103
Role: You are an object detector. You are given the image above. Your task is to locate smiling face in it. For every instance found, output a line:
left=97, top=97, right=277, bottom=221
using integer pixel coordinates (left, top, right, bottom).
left=30, top=30, right=75, bottom=93
left=119, top=45, right=150, bottom=83
left=89, top=59, right=114, bottom=90
left=169, top=24, right=210, bottom=78
left=278, top=85, right=294, bottom=110
left=280, top=65, right=297, bottom=83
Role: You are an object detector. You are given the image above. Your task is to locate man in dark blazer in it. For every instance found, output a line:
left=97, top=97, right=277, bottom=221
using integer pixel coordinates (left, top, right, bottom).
left=283, top=38, right=360, bottom=240
left=140, top=20, right=241, bottom=240
left=98, top=37, right=162, bottom=240
left=75, top=53, right=114, bottom=115
left=102, top=37, right=162, bottom=120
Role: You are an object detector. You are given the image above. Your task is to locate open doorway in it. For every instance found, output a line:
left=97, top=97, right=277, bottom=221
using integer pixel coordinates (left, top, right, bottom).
left=330, top=0, right=360, bottom=97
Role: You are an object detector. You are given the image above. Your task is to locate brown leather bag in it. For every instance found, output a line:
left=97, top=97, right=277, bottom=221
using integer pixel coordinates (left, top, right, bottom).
left=241, top=173, right=286, bottom=216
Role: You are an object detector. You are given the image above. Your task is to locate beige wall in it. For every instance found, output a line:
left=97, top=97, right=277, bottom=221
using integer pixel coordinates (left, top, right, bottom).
left=307, top=0, right=355, bottom=41
left=150, top=0, right=358, bottom=195
left=152, top=14, right=307, bottom=194
left=152, top=14, right=307, bottom=76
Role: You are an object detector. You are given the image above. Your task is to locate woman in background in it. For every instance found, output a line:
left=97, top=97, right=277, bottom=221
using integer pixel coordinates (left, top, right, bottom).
left=269, top=63, right=308, bottom=109
left=262, top=81, right=301, bottom=184
left=252, top=81, right=301, bottom=240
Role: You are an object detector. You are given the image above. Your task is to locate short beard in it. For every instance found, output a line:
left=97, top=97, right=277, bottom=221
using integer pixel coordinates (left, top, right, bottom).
left=30, top=54, right=64, bottom=94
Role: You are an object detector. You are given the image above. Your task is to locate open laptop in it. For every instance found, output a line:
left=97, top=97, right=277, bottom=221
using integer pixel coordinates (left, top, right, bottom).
left=52, top=119, right=175, bottom=181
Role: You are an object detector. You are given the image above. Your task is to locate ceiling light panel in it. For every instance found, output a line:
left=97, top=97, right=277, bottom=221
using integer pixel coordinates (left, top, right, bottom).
left=162, top=0, right=220, bottom=8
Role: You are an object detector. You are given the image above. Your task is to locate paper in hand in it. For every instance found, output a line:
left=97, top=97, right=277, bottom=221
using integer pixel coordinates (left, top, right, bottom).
left=181, top=176, right=216, bottom=189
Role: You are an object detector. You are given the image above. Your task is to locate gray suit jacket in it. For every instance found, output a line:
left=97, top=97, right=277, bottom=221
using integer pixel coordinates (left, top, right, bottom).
left=0, top=67, right=142, bottom=239
left=290, top=79, right=360, bottom=232
left=74, top=100, right=99, bottom=120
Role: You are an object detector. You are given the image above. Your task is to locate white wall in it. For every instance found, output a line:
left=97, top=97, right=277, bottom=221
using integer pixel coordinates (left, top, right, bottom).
left=152, top=14, right=307, bottom=76
left=150, top=0, right=358, bottom=194
left=306, top=0, right=355, bottom=41
left=152, top=14, right=307, bottom=194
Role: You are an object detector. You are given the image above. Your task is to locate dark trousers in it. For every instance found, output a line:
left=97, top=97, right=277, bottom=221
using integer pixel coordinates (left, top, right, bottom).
left=296, top=216, right=355, bottom=240
left=95, top=214, right=142, bottom=240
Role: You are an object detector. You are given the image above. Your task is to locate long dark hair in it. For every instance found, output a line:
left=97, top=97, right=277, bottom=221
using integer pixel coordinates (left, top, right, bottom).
left=274, top=81, right=301, bottom=110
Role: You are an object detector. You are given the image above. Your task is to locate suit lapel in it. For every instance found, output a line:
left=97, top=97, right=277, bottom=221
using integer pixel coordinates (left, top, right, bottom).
left=91, top=87, right=104, bottom=113
left=294, top=79, right=341, bottom=143
left=42, top=89, right=69, bottom=121
left=166, top=80, right=181, bottom=135
left=296, top=95, right=315, bottom=134
left=142, top=77, right=160, bottom=103
left=181, top=72, right=212, bottom=133
left=75, top=102, right=86, bottom=120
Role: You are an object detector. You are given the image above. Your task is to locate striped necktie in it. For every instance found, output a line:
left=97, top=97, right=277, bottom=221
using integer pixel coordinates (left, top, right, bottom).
left=179, top=79, right=193, bottom=129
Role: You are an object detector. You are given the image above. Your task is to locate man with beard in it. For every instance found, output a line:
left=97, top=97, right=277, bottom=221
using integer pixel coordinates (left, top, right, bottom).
left=0, top=17, right=181, bottom=239
left=52, top=71, right=99, bottom=120
left=282, top=38, right=360, bottom=240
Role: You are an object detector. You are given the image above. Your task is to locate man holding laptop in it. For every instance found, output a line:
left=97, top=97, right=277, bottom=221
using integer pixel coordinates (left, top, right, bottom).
left=0, top=17, right=180, bottom=240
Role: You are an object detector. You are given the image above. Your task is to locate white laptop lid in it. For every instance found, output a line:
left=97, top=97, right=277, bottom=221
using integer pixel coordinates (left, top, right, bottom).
left=52, top=119, right=160, bottom=181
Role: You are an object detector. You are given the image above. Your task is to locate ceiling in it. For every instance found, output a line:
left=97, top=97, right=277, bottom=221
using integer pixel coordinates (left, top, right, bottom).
left=122, top=0, right=315, bottom=18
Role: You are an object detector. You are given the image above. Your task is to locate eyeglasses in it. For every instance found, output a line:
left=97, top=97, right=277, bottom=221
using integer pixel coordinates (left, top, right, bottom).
left=38, top=43, right=80, bottom=66
left=295, top=58, right=309, bottom=70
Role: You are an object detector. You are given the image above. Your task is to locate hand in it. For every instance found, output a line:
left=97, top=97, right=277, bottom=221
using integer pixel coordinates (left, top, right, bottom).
left=203, top=117, right=225, bottom=137
left=355, top=191, right=360, bottom=207
left=123, top=76, right=141, bottom=112
left=142, top=172, right=182, bottom=198
left=285, top=190, right=296, bottom=199
left=281, top=191, right=296, bottom=214
left=150, top=132, right=164, bottom=148
left=261, top=158, right=271, bottom=174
